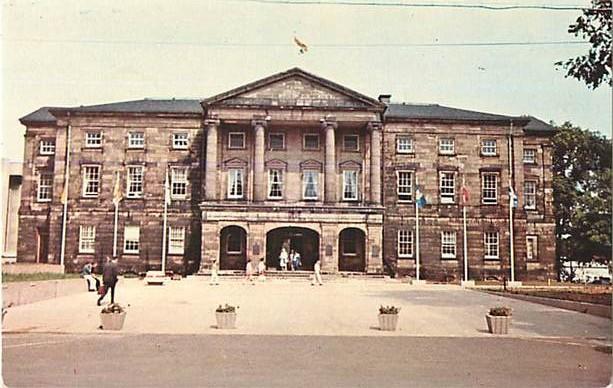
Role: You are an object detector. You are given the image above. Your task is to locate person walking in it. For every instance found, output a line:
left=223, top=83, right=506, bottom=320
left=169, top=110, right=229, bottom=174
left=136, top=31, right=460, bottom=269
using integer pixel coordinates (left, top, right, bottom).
left=257, top=258, right=266, bottom=281
left=312, top=259, right=323, bottom=286
left=210, top=259, right=220, bottom=285
left=279, top=247, right=288, bottom=271
left=245, top=259, right=255, bottom=284
left=97, top=257, right=119, bottom=306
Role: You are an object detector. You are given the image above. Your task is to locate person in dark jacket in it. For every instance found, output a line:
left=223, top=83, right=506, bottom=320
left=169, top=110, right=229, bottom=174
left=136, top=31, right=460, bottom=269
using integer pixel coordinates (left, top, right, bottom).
left=97, top=257, right=119, bottom=306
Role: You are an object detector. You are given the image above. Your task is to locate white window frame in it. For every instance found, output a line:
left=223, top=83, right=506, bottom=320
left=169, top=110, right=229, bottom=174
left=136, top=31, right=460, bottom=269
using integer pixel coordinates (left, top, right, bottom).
left=82, top=165, right=101, bottom=198
left=123, top=226, right=140, bottom=254
left=227, top=169, right=244, bottom=199
left=170, top=167, right=188, bottom=200
left=303, top=133, right=320, bottom=150
left=172, top=133, right=189, bottom=149
left=482, top=173, right=498, bottom=204
left=526, top=235, right=538, bottom=261
left=268, top=133, right=285, bottom=150
left=524, top=180, right=537, bottom=210
left=397, top=230, right=413, bottom=258
left=441, top=231, right=457, bottom=259
left=439, top=172, right=455, bottom=204
left=39, top=140, right=55, bottom=155
left=481, top=139, right=497, bottom=156
left=128, top=132, right=145, bottom=149
left=79, top=225, right=96, bottom=254
left=484, top=232, right=499, bottom=260
left=343, top=135, right=359, bottom=151
left=37, top=172, right=53, bottom=202
left=267, top=169, right=284, bottom=199
left=168, top=226, right=185, bottom=255
left=302, top=170, right=319, bottom=200
left=396, top=170, right=413, bottom=202
left=396, top=136, right=413, bottom=154
left=523, top=149, right=536, bottom=164
left=85, top=132, right=103, bottom=148
left=342, top=170, right=359, bottom=201
left=126, top=166, right=144, bottom=199
left=439, top=138, right=455, bottom=155
left=228, top=132, right=246, bottom=149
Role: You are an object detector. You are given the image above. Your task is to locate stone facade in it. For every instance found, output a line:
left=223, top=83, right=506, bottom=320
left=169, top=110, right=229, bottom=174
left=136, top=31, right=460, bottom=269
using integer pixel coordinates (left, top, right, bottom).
left=16, top=68, right=556, bottom=280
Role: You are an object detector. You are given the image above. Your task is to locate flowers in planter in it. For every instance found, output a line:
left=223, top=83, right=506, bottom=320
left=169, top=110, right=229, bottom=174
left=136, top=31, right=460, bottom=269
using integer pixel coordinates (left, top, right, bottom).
left=101, top=303, right=125, bottom=314
left=216, top=304, right=238, bottom=313
left=488, top=306, right=512, bottom=317
left=379, top=305, right=400, bottom=315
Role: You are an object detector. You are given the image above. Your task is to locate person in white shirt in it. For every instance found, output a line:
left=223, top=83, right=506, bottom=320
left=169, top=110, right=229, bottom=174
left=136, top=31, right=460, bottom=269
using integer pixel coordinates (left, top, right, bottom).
left=312, top=259, right=323, bottom=286
left=279, top=248, right=288, bottom=271
left=209, top=259, right=219, bottom=285
left=257, top=258, right=266, bottom=281
left=245, top=259, right=255, bottom=284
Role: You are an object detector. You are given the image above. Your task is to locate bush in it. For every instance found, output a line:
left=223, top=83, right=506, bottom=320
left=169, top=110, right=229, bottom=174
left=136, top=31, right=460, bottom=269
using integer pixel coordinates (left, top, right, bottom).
left=379, top=305, right=400, bottom=315
left=216, top=304, right=238, bottom=313
left=101, top=303, right=125, bottom=314
left=488, top=306, right=512, bottom=316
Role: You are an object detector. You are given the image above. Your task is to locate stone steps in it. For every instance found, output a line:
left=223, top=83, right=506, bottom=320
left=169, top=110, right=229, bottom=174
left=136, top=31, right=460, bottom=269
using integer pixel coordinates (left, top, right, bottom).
left=195, top=270, right=387, bottom=281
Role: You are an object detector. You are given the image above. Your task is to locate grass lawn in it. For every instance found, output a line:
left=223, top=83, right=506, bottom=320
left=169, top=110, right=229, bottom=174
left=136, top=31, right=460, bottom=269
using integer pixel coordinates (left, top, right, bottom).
left=2, top=273, right=82, bottom=283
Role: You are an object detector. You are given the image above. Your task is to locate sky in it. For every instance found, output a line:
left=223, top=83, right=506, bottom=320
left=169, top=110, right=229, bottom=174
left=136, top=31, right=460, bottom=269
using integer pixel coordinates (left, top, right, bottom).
left=1, top=0, right=611, bottom=161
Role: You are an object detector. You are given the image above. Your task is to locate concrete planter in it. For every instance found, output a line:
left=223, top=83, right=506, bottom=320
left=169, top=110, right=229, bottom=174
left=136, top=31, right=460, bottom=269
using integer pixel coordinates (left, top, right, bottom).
left=216, top=312, right=237, bottom=329
left=485, top=314, right=511, bottom=334
left=378, top=313, right=399, bottom=331
left=100, top=311, right=127, bottom=330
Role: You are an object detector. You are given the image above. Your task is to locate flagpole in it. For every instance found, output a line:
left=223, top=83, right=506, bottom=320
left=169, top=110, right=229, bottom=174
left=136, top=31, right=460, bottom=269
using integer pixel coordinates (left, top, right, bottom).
left=462, top=176, right=468, bottom=282
left=59, top=118, right=72, bottom=271
left=161, top=169, right=169, bottom=274
left=508, top=122, right=516, bottom=283
left=415, top=179, right=420, bottom=282
left=112, top=172, right=119, bottom=258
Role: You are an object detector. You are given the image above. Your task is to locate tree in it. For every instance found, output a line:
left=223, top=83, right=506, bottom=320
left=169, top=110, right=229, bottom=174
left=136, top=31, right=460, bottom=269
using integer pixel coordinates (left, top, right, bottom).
left=555, top=0, right=612, bottom=89
left=553, top=122, right=612, bottom=268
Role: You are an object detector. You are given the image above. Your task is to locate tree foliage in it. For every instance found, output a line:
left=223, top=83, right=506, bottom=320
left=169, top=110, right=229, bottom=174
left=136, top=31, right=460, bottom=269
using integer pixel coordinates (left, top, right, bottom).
left=555, top=0, right=612, bottom=89
left=553, top=122, right=612, bottom=264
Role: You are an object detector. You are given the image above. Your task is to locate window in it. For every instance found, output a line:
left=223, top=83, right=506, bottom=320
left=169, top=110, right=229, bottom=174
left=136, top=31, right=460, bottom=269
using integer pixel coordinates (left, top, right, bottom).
left=526, top=235, right=538, bottom=261
left=396, top=136, right=413, bottom=153
left=128, top=132, right=145, bottom=149
left=343, top=135, right=359, bottom=151
left=37, top=172, right=53, bottom=202
left=341, top=229, right=358, bottom=255
left=439, top=138, right=455, bottom=154
left=302, top=170, right=319, bottom=200
left=398, top=230, right=413, bottom=258
left=303, top=134, right=320, bottom=150
left=172, top=133, right=189, bottom=149
left=82, top=165, right=101, bottom=197
left=126, top=166, right=144, bottom=198
left=124, top=226, right=140, bottom=254
left=85, top=132, right=102, bottom=148
left=79, top=225, right=96, bottom=253
left=481, top=139, right=497, bottom=156
left=228, top=132, right=245, bottom=149
left=342, top=170, right=358, bottom=201
left=40, top=140, right=55, bottom=155
left=268, top=169, right=284, bottom=199
left=482, top=173, right=498, bottom=204
left=227, top=231, right=243, bottom=254
left=268, top=133, right=285, bottom=150
left=440, top=172, right=455, bottom=204
left=227, top=169, right=244, bottom=199
left=171, top=167, right=188, bottom=199
left=523, top=149, right=536, bottom=164
left=168, top=227, right=185, bottom=255
left=441, top=231, right=457, bottom=259
left=524, top=181, right=537, bottom=209
left=397, top=171, right=413, bottom=202
left=484, top=232, right=499, bottom=259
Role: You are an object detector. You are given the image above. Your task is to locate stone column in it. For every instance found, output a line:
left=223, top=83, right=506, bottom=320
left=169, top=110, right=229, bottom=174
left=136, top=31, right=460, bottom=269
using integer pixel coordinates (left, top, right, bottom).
left=252, top=116, right=267, bottom=202
left=204, top=117, right=220, bottom=201
left=323, top=117, right=338, bottom=203
left=368, top=121, right=383, bottom=205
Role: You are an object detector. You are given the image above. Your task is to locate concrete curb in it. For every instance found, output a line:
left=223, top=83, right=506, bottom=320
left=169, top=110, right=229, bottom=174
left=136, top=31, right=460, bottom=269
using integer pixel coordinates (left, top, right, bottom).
left=3, top=279, right=87, bottom=307
left=480, top=290, right=611, bottom=319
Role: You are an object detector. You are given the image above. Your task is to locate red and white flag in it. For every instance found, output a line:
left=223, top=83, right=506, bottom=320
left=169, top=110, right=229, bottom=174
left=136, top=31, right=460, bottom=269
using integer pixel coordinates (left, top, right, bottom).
left=461, top=185, right=470, bottom=204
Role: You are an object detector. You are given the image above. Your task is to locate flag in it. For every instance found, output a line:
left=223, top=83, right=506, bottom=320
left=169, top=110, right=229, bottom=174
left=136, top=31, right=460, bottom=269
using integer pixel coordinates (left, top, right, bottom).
left=164, top=170, right=171, bottom=206
left=415, top=186, right=427, bottom=208
left=461, top=185, right=470, bottom=204
left=294, top=36, right=308, bottom=54
left=112, top=172, right=122, bottom=206
left=60, top=181, right=68, bottom=205
left=509, top=186, right=518, bottom=208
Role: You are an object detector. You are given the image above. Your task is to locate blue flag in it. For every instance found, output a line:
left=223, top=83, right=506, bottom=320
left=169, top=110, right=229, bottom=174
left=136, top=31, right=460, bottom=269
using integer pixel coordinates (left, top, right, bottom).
left=415, top=186, right=427, bottom=208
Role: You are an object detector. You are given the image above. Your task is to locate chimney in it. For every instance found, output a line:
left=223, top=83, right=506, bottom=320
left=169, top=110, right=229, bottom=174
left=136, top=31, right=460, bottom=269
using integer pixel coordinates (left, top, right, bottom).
left=378, top=94, right=391, bottom=104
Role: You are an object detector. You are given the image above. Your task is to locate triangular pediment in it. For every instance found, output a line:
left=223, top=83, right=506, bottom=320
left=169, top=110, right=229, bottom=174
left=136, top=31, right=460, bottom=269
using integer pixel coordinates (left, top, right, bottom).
left=264, top=159, right=288, bottom=170
left=223, top=157, right=248, bottom=169
left=339, top=160, right=362, bottom=170
left=202, top=68, right=384, bottom=111
left=300, top=159, right=323, bottom=171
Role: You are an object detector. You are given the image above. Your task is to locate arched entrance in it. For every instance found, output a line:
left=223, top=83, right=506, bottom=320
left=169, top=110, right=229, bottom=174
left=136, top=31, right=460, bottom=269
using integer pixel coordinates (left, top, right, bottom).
left=266, top=227, right=319, bottom=270
left=338, top=228, right=366, bottom=272
left=219, top=226, right=247, bottom=270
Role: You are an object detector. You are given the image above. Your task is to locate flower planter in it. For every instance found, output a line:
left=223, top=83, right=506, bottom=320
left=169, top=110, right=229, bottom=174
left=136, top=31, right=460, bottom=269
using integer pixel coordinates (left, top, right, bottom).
left=378, top=313, right=399, bottom=331
left=216, top=312, right=237, bottom=329
left=485, top=314, right=511, bottom=334
left=100, top=311, right=127, bottom=330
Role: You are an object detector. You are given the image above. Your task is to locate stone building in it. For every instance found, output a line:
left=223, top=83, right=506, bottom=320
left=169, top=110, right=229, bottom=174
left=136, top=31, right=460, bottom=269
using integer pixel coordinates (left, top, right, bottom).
left=16, top=68, right=556, bottom=280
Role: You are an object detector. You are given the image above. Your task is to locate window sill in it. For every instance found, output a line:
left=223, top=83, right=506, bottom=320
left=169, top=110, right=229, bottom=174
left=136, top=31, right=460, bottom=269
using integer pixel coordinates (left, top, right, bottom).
left=123, top=252, right=140, bottom=256
left=484, top=257, right=500, bottom=261
left=440, top=257, right=457, bottom=261
left=398, top=256, right=414, bottom=260
left=480, top=154, right=499, bottom=157
left=171, top=147, right=189, bottom=151
left=228, top=147, right=246, bottom=150
left=37, top=199, right=52, bottom=203
left=396, top=151, right=414, bottom=155
left=438, top=152, right=456, bottom=156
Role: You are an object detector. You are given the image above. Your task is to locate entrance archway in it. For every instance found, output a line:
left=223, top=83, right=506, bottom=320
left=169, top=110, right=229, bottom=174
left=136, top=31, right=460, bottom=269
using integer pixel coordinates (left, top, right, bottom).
left=338, top=228, right=365, bottom=272
left=219, top=226, right=247, bottom=270
left=266, top=227, right=319, bottom=270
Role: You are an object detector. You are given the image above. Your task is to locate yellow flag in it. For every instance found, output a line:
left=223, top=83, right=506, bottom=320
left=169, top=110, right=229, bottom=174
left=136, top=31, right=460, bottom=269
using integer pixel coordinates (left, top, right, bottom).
left=112, top=172, right=122, bottom=206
